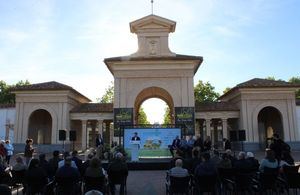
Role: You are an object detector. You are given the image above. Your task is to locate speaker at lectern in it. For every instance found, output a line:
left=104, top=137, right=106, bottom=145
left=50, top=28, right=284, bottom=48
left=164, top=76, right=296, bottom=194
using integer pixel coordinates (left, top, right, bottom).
left=130, top=140, right=140, bottom=162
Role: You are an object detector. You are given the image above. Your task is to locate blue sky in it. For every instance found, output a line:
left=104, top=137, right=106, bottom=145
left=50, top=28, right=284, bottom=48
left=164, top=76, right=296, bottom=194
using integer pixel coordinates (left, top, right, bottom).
left=0, top=0, right=299, bottom=123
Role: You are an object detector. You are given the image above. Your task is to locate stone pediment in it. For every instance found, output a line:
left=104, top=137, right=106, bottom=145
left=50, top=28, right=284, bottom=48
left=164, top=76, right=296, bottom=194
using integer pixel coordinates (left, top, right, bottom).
left=130, top=15, right=176, bottom=33
left=130, top=15, right=176, bottom=57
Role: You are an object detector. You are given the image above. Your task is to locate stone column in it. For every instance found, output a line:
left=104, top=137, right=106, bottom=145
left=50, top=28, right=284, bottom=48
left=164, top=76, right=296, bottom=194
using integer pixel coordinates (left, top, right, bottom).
left=98, top=120, right=103, bottom=135
left=105, top=122, right=112, bottom=145
left=222, top=118, right=228, bottom=139
left=195, top=119, right=200, bottom=136
left=81, top=120, right=87, bottom=150
left=5, top=124, right=10, bottom=141
left=205, top=119, right=211, bottom=137
left=103, top=121, right=110, bottom=145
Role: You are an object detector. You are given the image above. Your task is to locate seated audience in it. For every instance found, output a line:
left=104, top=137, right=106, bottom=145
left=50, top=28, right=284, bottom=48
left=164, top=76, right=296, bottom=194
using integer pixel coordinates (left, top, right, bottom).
left=72, top=150, right=83, bottom=173
left=58, top=151, right=78, bottom=169
left=0, top=156, right=10, bottom=184
left=233, top=151, right=252, bottom=170
left=194, top=153, right=217, bottom=177
left=25, top=159, right=48, bottom=194
left=12, top=156, right=27, bottom=171
left=169, top=159, right=189, bottom=177
left=39, top=153, right=54, bottom=180
left=218, top=153, right=232, bottom=169
left=169, top=150, right=185, bottom=169
left=211, top=150, right=221, bottom=167
left=259, top=149, right=278, bottom=173
left=226, top=149, right=237, bottom=165
left=55, top=156, right=81, bottom=194
left=82, top=153, right=95, bottom=174
left=48, top=150, right=62, bottom=173
left=85, top=157, right=107, bottom=178
left=107, top=152, right=128, bottom=195
left=84, top=157, right=107, bottom=193
left=189, top=149, right=202, bottom=173
left=246, top=152, right=259, bottom=170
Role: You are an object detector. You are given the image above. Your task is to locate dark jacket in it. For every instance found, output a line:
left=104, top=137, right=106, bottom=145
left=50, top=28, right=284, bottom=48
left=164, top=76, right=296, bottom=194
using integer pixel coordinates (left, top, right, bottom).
left=194, top=160, right=217, bottom=177
left=107, top=159, right=128, bottom=178
left=233, top=159, right=252, bottom=170
left=131, top=136, right=141, bottom=141
left=171, top=138, right=181, bottom=149
left=224, top=140, right=231, bottom=150
left=246, top=158, right=260, bottom=170
left=24, top=144, right=34, bottom=157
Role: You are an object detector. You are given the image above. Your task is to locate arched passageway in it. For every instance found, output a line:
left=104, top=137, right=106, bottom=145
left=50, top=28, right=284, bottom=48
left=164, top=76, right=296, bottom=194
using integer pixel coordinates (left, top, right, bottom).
left=257, top=106, right=283, bottom=148
left=134, top=87, right=174, bottom=125
left=28, top=109, right=52, bottom=144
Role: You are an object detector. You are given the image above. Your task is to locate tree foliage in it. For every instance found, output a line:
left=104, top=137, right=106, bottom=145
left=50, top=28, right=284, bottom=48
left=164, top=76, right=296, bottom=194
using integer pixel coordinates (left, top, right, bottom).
left=194, top=80, right=220, bottom=103
left=265, top=76, right=284, bottom=81
left=99, top=82, right=114, bottom=103
left=163, top=107, right=171, bottom=125
left=138, top=107, right=150, bottom=124
left=223, top=87, right=231, bottom=94
left=289, top=76, right=300, bottom=98
left=0, top=80, right=30, bottom=104
left=265, top=76, right=276, bottom=80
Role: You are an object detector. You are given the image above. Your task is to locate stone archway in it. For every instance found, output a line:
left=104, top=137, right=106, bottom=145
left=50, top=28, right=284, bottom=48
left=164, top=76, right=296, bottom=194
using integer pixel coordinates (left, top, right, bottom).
left=28, top=109, right=52, bottom=144
left=257, top=106, right=283, bottom=148
left=134, top=87, right=174, bottom=125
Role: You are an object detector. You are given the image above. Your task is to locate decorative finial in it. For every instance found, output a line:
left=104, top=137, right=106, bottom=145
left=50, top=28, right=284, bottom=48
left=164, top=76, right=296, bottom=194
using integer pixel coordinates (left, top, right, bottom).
left=151, top=0, right=154, bottom=15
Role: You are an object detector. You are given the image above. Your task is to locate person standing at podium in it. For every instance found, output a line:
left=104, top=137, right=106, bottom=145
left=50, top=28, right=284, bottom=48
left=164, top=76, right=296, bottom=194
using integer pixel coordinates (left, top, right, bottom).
left=131, top=132, right=140, bottom=141
left=131, top=132, right=140, bottom=162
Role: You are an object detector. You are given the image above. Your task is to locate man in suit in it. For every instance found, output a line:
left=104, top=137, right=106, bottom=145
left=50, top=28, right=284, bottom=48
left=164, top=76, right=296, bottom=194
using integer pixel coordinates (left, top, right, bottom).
left=96, top=134, right=104, bottom=159
left=169, top=135, right=181, bottom=157
left=96, top=134, right=104, bottom=147
left=131, top=132, right=140, bottom=141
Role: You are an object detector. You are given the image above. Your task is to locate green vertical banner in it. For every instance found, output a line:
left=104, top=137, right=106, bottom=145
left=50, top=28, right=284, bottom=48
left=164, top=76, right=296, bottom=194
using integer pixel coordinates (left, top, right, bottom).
left=114, top=108, right=134, bottom=128
left=175, top=107, right=195, bottom=135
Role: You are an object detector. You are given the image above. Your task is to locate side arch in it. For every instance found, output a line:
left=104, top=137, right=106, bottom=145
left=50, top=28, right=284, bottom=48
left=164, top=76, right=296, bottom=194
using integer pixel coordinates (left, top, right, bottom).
left=252, top=102, right=288, bottom=143
left=25, top=104, right=58, bottom=144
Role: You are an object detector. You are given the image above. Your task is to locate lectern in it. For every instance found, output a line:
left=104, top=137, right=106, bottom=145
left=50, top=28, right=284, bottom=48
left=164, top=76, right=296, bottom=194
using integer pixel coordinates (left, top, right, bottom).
left=130, top=140, right=140, bottom=162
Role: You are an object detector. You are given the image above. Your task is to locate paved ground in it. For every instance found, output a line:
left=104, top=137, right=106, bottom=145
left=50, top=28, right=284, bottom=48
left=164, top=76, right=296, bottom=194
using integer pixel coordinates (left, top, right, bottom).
left=9, top=150, right=300, bottom=195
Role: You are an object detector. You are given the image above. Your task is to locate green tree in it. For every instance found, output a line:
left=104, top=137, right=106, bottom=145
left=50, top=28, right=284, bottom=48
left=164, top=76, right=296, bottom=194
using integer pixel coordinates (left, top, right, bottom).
left=194, top=80, right=220, bottom=103
left=265, top=76, right=284, bottom=81
left=289, top=76, right=300, bottom=98
left=163, top=107, right=171, bottom=125
left=266, top=76, right=276, bottom=80
left=138, top=107, right=150, bottom=124
left=0, top=80, right=30, bottom=104
left=223, top=87, right=231, bottom=94
left=99, top=82, right=114, bottom=103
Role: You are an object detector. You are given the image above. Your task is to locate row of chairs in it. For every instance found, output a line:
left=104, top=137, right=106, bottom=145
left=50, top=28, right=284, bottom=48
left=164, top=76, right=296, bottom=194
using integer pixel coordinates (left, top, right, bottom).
left=166, top=165, right=300, bottom=195
left=7, top=169, right=128, bottom=195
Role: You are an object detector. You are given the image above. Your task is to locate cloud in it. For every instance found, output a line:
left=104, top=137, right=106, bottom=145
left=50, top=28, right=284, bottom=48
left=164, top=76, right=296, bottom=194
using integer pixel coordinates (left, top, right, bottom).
left=0, top=29, right=29, bottom=45
left=213, top=25, right=241, bottom=37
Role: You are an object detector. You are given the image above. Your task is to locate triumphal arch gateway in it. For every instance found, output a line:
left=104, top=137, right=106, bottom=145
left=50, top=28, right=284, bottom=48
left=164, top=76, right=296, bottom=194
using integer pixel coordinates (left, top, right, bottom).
left=9, top=14, right=300, bottom=152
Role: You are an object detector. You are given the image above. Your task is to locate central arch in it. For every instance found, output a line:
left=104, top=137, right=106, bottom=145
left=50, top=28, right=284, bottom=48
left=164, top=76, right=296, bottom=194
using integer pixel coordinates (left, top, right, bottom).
left=134, top=87, right=174, bottom=125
